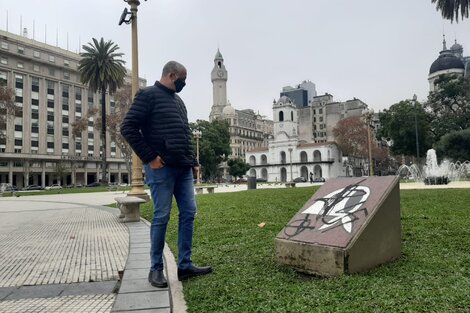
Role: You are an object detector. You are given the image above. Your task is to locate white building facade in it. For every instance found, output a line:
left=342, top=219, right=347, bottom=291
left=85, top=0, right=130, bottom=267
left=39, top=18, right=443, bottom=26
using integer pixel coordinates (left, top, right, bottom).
left=246, top=96, right=344, bottom=182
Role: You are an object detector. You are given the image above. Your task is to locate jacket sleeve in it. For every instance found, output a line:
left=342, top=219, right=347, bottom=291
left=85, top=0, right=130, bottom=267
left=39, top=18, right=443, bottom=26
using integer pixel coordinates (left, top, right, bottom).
left=120, top=90, right=159, bottom=164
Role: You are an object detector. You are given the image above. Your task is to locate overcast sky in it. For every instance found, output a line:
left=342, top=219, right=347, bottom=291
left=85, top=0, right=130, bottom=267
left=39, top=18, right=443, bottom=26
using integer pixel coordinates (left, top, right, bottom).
left=1, top=0, right=470, bottom=122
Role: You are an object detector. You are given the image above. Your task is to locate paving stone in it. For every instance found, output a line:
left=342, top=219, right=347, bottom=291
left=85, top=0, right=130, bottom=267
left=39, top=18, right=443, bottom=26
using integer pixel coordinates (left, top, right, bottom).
left=113, top=309, right=170, bottom=313
left=61, top=281, right=118, bottom=296
left=5, top=284, right=66, bottom=300
left=0, top=294, right=115, bottom=313
left=126, top=254, right=150, bottom=262
left=119, top=278, right=166, bottom=293
left=0, top=287, right=17, bottom=300
left=130, top=236, right=150, bottom=243
left=112, top=291, right=170, bottom=311
left=129, top=247, right=148, bottom=254
left=0, top=207, right=128, bottom=287
left=122, top=268, right=149, bottom=280
left=130, top=239, right=150, bottom=245
left=125, top=260, right=150, bottom=270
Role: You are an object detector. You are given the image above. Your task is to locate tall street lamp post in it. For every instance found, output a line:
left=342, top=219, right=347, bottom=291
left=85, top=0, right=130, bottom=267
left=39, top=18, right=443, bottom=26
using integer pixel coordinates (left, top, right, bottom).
left=413, top=94, right=420, bottom=164
left=363, top=109, right=374, bottom=176
left=192, top=129, right=202, bottom=185
left=120, top=0, right=148, bottom=200
left=288, top=148, right=293, bottom=182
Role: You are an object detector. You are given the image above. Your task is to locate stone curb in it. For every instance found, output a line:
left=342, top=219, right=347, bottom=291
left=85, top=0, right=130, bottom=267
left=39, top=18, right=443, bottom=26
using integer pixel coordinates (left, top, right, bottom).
left=111, top=217, right=187, bottom=313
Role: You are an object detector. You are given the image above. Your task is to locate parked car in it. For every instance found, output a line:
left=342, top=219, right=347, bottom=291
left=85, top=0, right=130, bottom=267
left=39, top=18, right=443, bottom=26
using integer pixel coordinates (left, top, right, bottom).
left=0, top=183, right=18, bottom=192
left=293, top=177, right=307, bottom=183
left=45, top=184, right=62, bottom=190
left=86, top=182, right=101, bottom=187
left=23, top=184, right=44, bottom=191
left=313, top=177, right=326, bottom=183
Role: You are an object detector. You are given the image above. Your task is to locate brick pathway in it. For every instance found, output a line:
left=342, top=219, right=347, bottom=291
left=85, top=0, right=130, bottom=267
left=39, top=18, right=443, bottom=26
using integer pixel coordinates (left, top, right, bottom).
left=0, top=294, right=115, bottom=313
left=0, top=197, right=130, bottom=313
left=0, top=205, right=128, bottom=287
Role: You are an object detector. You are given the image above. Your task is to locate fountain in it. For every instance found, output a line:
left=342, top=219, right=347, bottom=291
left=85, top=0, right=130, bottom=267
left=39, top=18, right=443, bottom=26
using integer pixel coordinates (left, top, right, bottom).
left=397, top=149, right=469, bottom=185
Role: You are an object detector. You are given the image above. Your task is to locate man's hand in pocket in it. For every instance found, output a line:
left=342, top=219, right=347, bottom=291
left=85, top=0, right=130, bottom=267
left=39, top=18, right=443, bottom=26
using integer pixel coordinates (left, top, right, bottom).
left=149, top=156, right=165, bottom=169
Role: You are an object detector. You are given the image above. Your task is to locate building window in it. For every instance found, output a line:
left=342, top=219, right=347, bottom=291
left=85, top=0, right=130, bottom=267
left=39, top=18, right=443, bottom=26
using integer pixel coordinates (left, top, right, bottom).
left=33, top=64, right=40, bottom=72
left=33, top=50, right=40, bottom=58
left=64, top=72, right=70, bottom=79
left=1, top=42, right=8, bottom=50
left=62, top=85, right=69, bottom=111
left=17, top=46, right=25, bottom=54
left=64, top=59, right=70, bottom=67
left=49, top=68, right=55, bottom=76
left=17, top=62, right=24, bottom=69
left=0, top=57, right=7, bottom=65
left=32, top=77, right=40, bottom=92
left=49, top=55, right=55, bottom=63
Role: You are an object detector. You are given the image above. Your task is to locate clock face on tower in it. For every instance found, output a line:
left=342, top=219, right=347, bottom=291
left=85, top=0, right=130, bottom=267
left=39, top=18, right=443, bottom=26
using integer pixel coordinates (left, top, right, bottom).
left=217, top=70, right=224, bottom=78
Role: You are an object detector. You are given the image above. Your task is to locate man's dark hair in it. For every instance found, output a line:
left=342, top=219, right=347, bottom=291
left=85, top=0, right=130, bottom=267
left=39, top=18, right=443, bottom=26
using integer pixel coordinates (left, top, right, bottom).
left=162, top=61, right=185, bottom=76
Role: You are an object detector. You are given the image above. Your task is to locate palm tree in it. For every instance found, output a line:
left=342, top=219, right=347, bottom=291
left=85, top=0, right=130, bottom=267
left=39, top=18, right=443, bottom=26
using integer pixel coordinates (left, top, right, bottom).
left=432, top=0, right=470, bottom=22
left=78, top=38, right=126, bottom=185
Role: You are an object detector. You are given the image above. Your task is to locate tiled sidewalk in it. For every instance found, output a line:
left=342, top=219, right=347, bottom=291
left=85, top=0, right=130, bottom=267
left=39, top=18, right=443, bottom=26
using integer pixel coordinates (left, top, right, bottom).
left=0, top=193, right=181, bottom=313
left=0, top=206, right=128, bottom=287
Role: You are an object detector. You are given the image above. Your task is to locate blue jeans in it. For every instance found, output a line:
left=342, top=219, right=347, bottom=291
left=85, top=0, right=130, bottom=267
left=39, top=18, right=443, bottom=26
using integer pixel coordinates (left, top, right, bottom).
left=145, top=165, right=196, bottom=271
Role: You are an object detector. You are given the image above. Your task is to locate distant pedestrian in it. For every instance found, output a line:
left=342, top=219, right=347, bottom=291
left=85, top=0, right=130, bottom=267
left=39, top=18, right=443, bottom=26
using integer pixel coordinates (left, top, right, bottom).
left=121, top=61, right=212, bottom=288
left=309, top=172, right=314, bottom=183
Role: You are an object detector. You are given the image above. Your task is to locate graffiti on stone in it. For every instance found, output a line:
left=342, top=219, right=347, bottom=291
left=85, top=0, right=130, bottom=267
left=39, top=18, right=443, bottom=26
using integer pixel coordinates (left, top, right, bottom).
left=283, top=180, right=370, bottom=239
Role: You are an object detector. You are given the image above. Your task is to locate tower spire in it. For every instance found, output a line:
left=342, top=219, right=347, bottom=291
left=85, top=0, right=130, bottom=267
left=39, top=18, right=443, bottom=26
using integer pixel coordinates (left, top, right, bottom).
left=442, top=34, right=447, bottom=50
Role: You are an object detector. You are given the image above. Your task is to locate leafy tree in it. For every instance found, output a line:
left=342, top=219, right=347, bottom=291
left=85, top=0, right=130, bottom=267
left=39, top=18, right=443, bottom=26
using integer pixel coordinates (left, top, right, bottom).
left=378, top=100, right=432, bottom=157
left=426, top=74, right=470, bottom=142
left=227, top=158, right=251, bottom=179
left=432, top=0, right=470, bottom=22
left=191, top=120, right=231, bottom=182
left=435, top=128, right=470, bottom=161
left=78, top=38, right=126, bottom=184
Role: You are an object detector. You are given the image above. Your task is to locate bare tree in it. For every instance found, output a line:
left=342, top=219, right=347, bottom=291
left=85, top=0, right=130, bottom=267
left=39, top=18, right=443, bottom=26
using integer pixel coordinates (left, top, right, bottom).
left=107, top=83, right=133, bottom=180
left=0, top=83, right=17, bottom=141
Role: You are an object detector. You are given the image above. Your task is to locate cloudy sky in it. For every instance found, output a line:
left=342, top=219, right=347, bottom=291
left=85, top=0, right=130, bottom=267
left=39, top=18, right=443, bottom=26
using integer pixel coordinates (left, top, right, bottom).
left=1, top=0, right=470, bottom=122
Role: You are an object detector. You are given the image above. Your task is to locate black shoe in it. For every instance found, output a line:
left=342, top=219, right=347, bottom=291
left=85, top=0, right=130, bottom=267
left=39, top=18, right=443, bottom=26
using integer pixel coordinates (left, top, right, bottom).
left=148, top=270, right=168, bottom=288
left=178, top=265, right=213, bottom=281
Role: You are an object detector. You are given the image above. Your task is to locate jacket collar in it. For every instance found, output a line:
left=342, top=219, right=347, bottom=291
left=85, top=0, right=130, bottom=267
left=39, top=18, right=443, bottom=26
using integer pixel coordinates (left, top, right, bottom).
left=155, top=81, right=175, bottom=94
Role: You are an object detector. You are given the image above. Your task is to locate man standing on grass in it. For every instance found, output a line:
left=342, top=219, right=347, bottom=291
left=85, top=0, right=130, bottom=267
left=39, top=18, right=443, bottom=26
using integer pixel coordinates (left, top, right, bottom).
left=121, top=61, right=212, bottom=288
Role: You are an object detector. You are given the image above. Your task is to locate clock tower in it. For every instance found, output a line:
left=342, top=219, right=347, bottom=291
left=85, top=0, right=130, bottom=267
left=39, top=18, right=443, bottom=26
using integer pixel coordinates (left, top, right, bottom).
left=210, top=49, right=228, bottom=121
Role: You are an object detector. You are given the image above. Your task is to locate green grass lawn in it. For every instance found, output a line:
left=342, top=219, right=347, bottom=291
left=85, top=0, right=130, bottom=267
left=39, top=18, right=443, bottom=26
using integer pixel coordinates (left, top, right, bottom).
left=140, top=188, right=470, bottom=313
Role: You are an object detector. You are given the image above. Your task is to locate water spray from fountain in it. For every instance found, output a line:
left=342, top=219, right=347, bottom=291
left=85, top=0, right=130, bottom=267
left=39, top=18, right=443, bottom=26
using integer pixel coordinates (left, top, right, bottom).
left=397, top=149, right=469, bottom=185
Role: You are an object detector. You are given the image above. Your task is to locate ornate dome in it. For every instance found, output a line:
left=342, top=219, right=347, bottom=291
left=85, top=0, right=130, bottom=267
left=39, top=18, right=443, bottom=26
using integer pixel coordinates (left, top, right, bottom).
left=429, top=51, right=464, bottom=74
left=451, top=42, right=463, bottom=52
left=222, top=103, right=236, bottom=116
left=277, top=95, right=292, bottom=105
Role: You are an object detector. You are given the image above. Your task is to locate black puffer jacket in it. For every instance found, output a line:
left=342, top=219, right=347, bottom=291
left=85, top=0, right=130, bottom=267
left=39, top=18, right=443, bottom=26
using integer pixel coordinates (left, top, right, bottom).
left=120, top=82, right=197, bottom=167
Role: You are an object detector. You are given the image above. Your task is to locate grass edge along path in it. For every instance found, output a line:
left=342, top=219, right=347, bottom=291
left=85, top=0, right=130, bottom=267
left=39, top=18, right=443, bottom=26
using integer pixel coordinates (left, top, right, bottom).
left=140, top=187, right=470, bottom=313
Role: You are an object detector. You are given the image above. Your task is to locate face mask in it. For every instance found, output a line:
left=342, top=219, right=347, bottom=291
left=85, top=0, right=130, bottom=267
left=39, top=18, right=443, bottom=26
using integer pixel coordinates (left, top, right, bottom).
left=174, top=79, right=186, bottom=93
